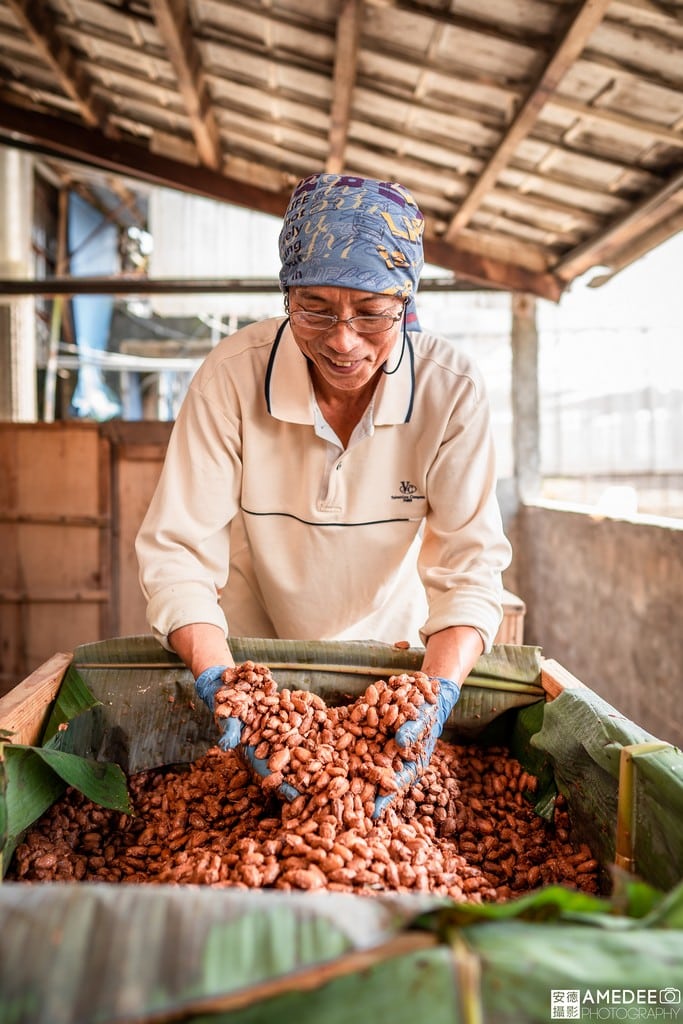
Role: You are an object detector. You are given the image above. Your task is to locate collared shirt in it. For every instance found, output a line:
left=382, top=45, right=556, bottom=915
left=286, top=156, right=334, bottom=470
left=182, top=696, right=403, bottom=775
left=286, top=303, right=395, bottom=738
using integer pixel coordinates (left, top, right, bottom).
left=135, top=317, right=512, bottom=650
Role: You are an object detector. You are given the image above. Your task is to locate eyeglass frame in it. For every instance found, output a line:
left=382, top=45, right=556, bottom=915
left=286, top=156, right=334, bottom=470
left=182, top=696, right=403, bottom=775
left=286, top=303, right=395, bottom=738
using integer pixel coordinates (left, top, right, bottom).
left=285, top=293, right=407, bottom=334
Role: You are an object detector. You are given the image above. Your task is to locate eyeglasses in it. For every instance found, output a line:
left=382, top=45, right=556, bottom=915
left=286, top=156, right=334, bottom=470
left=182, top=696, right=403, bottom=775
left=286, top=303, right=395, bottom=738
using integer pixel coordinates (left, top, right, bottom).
left=288, top=306, right=405, bottom=334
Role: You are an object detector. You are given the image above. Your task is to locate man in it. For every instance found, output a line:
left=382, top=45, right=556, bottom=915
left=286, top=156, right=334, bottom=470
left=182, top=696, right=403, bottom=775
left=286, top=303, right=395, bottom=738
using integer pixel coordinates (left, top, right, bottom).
left=136, top=173, right=512, bottom=798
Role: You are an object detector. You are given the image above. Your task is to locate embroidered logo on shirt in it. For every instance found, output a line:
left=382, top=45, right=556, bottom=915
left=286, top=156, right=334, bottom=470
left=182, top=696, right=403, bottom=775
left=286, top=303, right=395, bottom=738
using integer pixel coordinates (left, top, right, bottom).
left=392, top=480, right=426, bottom=502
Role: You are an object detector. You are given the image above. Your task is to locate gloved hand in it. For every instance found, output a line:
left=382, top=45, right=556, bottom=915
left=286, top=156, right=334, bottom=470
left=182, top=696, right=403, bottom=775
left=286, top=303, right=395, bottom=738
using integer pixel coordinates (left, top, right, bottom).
left=194, top=665, right=300, bottom=802
left=194, top=665, right=241, bottom=751
left=373, top=676, right=461, bottom=819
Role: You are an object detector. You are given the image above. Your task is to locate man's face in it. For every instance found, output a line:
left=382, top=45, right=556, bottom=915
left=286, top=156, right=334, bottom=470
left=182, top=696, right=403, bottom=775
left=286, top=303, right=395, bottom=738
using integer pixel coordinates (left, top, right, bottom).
left=288, top=285, right=405, bottom=395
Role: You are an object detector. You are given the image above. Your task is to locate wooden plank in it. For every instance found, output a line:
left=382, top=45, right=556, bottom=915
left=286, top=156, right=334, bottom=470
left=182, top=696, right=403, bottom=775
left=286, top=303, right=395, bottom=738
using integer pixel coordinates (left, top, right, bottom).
left=0, top=590, right=109, bottom=602
left=98, top=431, right=113, bottom=643
left=326, top=0, right=362, bottom=174
left=1, top=523, right=103, bottom=591
left=22, top=606, right=99, bottom=682
left=0, top=651, right=71, bottom=745
left=5, top=0, right=106, bottom=129
left=0, top=423, right=111, bottom=682
left=0, top=513, right=109, bottom=526
left=149, top=0, right=222, bottom=169
left=110, top=429, right=170, bottom=637
left=541, top=658, right=589, bottom=700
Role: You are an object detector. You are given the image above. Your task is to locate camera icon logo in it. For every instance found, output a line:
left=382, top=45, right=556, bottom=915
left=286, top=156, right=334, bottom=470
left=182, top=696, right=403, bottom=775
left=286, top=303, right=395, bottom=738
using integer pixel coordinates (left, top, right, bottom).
left=660, top=988, right=681, bottom=1005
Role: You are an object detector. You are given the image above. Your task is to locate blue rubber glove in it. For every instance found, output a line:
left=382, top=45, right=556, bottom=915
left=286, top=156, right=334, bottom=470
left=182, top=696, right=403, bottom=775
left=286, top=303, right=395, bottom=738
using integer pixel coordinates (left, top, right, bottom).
left=194, top=665, right=300, bottom=801
left=240, top=746, right=301, bottom=802
left=372, top=676, right=461, bottom=819
left=194, top=665, right=243, bottom=751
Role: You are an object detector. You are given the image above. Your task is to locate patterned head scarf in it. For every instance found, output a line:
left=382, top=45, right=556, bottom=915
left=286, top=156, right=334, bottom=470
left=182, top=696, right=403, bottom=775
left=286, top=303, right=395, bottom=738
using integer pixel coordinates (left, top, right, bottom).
left=278, top=173, right=425, bottom=331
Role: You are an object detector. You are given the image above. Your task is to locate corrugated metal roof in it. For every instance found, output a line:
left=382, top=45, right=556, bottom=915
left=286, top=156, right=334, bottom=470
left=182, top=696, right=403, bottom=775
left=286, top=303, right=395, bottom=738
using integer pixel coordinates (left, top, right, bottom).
left=0, top=0, right=681, bottom=299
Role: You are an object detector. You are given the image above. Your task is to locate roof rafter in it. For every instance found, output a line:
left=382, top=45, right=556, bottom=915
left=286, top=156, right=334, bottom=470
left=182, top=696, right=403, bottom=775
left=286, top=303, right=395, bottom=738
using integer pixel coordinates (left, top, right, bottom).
left=5, top=0, right=109, bottom=130
left=368, top=0, right=549, bottom=51
left=148, top=0, right=223, bottom=170
left=326, top=0, right=363, bottom=174
left=106, top=176, right=146, bottom=228
left=444, top=0, right=614, bottom=241
left=2, top=0, right=680, bottom=296
left=586, top=207, right=683, bottom=286
left=198, top=56, right=664, bottom=194
left=554, top=163, right=683, bottom=278
left=549, top=93, right=683, bottom=148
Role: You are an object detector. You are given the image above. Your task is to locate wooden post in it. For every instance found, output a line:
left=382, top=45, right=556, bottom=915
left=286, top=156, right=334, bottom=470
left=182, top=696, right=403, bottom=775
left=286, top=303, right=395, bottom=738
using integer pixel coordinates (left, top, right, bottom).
left=0, top=145, right=36, bottom=421
left=511, top=292, right=540, bottom=502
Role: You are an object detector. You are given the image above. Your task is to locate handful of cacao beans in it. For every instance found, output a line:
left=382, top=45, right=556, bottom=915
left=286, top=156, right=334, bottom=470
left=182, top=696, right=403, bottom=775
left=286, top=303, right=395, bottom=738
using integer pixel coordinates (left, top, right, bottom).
left=213, top=661, right=440, bottom=805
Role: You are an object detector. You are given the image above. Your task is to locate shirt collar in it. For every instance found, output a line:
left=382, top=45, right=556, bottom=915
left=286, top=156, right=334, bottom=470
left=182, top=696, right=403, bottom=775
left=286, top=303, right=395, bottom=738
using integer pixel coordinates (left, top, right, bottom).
left=265, top=319, right=415, bottom=425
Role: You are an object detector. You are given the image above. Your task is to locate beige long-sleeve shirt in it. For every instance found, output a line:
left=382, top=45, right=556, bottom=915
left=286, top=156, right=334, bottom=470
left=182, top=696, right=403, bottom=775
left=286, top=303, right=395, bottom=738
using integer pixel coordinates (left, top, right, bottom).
left=135, top=317, right=512, bottom=651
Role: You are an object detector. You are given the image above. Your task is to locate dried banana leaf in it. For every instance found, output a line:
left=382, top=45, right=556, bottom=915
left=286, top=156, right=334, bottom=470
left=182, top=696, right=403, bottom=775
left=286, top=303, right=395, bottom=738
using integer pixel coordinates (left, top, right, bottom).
left=0, top=886, right=445, bottom=1024
left=1, top=881, right=683, bottom=1024
left=72, top=634, right=543, bottom=686
left=531, top=685, right=683, bottom=890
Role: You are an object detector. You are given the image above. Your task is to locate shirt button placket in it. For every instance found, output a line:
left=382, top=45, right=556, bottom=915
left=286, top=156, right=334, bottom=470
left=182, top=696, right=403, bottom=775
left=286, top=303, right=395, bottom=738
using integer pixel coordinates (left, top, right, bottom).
left=318, top=450, right=342, bottom=514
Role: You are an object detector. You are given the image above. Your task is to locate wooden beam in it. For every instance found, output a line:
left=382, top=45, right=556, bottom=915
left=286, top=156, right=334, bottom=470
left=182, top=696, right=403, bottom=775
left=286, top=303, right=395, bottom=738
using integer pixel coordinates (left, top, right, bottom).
left=423, top=238, right=564, bottom=301
left=148, top=0, right=223, bottom=170
left=0, top=101, right=290, bottom=216
left=367, top=0, right=549, bottom=50
left=106, top=176, right=146, bottom=228
left=326, top=0, right=363, bottom=174
left=0, top=275, right=493, bottom=297
left=0, top=651, right=71, bottom=746
left=554, top=165, right=683, bottom=279
left=585, top=207, right=683, bottom=285
left=5, top=0, right=110, bottom=131
left=444, top=0, right=613, bottom=241
left=549, top=93, right=683, bottom=149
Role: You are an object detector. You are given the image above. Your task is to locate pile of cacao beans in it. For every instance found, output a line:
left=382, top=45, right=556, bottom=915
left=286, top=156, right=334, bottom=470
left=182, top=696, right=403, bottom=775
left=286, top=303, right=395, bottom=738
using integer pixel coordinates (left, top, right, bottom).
left=9, top=662, right=600, bottom=900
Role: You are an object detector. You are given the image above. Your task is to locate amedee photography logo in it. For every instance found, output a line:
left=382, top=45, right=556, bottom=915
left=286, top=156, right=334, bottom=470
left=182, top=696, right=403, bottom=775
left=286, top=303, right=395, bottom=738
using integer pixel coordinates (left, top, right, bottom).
left=551, top=988, right=681, bottom=1020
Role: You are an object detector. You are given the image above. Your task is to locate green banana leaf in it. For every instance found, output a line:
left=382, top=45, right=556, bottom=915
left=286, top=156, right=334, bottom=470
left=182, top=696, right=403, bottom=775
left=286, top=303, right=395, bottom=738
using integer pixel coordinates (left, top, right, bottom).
left=1, top=637, right=546, bottom=878
left=40, top=663, right=103, bottom=745
left=415, top=874, right=683, bottom=935
left=0, top=743, right=131, bottom=874
left=0, top=662, right=131, bottom=875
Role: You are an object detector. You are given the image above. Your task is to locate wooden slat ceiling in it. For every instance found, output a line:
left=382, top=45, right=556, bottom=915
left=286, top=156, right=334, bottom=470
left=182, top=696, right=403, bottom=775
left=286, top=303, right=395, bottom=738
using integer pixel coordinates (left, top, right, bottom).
left=0, top=0, right=682, bottom=301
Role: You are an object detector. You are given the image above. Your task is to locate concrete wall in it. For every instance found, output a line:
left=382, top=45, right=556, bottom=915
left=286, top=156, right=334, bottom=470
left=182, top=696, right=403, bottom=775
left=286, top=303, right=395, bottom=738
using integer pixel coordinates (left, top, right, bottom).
left=510, top=501, right=683, bottom=748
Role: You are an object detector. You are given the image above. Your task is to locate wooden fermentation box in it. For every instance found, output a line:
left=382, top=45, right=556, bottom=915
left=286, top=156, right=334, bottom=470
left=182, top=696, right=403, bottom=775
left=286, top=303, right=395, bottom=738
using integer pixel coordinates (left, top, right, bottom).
left=1, top=638, right=682, bottom=1024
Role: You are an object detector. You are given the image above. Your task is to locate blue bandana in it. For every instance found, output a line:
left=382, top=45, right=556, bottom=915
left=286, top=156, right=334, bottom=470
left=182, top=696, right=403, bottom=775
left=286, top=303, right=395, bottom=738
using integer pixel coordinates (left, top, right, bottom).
left=279, top=174, right=425, bottom=331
